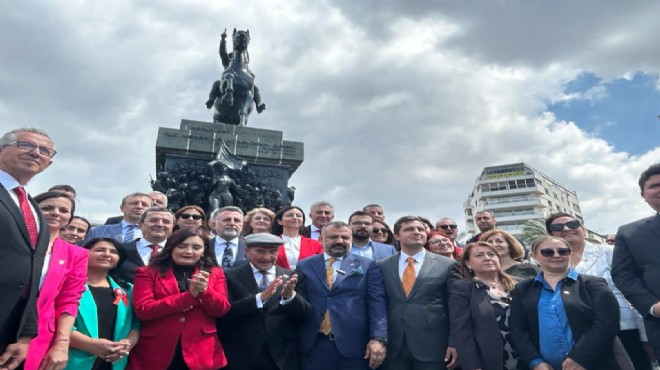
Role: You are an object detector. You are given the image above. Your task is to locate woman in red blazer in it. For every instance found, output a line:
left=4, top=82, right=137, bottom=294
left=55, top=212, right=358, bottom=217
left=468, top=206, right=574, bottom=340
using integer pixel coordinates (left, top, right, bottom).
left=128, top=228, right=231, bottom=370
left=271, top=205, right=322, bottom=269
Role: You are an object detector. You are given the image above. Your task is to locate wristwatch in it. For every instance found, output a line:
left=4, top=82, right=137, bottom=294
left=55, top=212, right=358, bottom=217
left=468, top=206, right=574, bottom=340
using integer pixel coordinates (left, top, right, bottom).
left=371, top=336, right=388, bottom=345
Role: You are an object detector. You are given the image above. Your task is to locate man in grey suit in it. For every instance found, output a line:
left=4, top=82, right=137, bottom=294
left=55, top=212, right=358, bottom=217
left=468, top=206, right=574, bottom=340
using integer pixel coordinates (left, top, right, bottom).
left=612, top=163, right=660, bottom=355
left=209, top=206, right=248, bottom=268
left=348, top=211, right=396, bottom=261
left=84, top=192, right=152, bottom=243
left=378, top=216, right=459, bottom=370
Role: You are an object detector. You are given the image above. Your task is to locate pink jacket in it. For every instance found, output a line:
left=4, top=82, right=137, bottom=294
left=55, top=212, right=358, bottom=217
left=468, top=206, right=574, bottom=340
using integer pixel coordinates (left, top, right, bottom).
left=24, top=237, right=88, bottom=370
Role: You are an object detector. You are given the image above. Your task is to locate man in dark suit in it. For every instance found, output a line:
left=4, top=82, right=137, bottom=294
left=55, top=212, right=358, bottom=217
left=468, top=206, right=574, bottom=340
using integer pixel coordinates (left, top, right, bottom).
left=115, top=207, right=174, bottom=283
left=348, top=211, right=396, bottom=261
left=0, top=128, right=54, bottom=368
left=302, top=201, right=334, bottom=239
left=378, top=216, right=459, bottom=370
left=219, top=233, right=312, bottom=370
left=209, top=206, right=248, bottom=268
left=84, top=192, right=152, bottom=243
left=104, top=191, right=167, bottom=225
left=612, top=163, right=660, bottom=355
left=296, top=221, right=388, bottom=370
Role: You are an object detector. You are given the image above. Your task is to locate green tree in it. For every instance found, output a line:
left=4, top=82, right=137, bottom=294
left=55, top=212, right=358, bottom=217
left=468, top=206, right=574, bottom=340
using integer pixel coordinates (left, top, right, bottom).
left=520, top=219, right=547, bottom=245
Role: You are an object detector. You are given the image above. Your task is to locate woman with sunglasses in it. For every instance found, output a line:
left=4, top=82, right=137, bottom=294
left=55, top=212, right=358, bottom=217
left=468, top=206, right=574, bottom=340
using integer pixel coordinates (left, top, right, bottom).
left=128, top=228, right=230, bottom=370
left=449, top=242, right=519, bottom=370
left=546, top=212, right=650, bottom=370
left=24, top=191, right=89, bottom=370
left=173, top=206, right=208, bottom=233
left=370, top=220, right=394, bottom=245
left=66, top=238, right=139, bottom=369
left=510, top=236, right=621, bottom=370
left=271, top=205, right=322, bottom=269
left=241, top=207, right=275, bottom=236
left=481, top=229, right=539, bottom=280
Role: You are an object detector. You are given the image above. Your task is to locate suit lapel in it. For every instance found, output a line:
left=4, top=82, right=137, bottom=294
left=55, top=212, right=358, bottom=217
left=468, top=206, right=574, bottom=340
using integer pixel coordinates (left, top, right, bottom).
left=125, top=241, right=145, bottom=267
left=332, top=255, right=357, bottom=289
left=0, top=185, right=32, bottom=248
left=110, top=277, right=129, bottom=341
left=77, top=286, right=99, bottom=338
left=642, top=215, right=660, bottom=240
left=382, top=253, right=407, bottom=300
left=239, top=263, right=259, bottom=294
left=311, top=255, right=329, bottom=291
left=160, top=269, right=182, bottom=296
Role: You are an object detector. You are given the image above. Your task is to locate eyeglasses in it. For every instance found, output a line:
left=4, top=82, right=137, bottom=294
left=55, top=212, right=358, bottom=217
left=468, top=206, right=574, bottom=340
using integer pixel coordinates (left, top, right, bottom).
left=538, top=248, right=572, bottom=257
left=4, top=140, right=57, bottom=158
left=428, top=239, right=451, bottom=245
left=351, top=221, right=372, bottom=227
left=180, top=213, right=203, bottom=220
left=437, top=224, right=457, bottom=230
left=371, top=227, right=389, bottom=234
left=548, top=220, right=581, bottom=232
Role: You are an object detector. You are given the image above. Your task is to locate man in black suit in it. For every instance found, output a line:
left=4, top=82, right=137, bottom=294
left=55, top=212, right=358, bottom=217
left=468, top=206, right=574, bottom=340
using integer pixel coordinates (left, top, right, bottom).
left=115, top=207, right=174, bottom=283
left=612, top=163, right=660, bottom=355
left=219, top=233, right=312, bottom=370
left=302, top=201, right=334, bottom=239
left=209, top=206, right=248, bottom=268
left=0, top=128, right=54, bottom=368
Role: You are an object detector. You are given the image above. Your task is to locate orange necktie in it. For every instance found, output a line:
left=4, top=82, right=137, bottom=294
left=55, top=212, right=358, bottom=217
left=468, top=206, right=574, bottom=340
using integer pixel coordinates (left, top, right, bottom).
left=402, top=256, right=416, bottom=297
left=319, top=257, right=337, bottom=335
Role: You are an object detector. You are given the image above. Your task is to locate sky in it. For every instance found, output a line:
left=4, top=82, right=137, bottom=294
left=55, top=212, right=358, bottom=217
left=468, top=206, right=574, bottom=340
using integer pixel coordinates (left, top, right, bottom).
left=1, top=0, right=659, bottom=235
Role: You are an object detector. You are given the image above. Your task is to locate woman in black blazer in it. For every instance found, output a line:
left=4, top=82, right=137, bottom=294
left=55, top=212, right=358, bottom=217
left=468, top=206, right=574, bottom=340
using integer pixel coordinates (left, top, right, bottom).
left=509, top=236, right=621, bottom=370
left=449, top=241, right=519, bottom=370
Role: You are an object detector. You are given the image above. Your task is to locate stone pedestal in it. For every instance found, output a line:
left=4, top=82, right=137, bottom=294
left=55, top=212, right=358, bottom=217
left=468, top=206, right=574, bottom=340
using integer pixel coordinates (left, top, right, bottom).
left=154, top=119, right=303, bottom=212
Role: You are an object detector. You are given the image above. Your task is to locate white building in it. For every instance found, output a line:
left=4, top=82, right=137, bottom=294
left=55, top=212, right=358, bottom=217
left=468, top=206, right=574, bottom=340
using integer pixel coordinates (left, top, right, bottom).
left=463, top=163, right=584, bottom=238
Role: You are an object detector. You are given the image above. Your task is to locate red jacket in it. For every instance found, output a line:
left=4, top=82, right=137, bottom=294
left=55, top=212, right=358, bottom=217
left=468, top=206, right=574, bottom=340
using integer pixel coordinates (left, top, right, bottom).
left=276, top=236, right=323, bottom=269
left=128, top=266, right=231, bottom=370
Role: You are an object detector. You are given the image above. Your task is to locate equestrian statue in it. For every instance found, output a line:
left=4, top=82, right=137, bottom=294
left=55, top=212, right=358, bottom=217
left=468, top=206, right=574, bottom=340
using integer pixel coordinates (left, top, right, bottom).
left=206, top=28, right=266, bottom=126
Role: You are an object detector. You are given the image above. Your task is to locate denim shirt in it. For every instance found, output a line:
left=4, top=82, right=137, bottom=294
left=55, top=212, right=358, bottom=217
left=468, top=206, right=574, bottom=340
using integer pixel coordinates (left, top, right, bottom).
left=529, top=268, right=578, bottom=369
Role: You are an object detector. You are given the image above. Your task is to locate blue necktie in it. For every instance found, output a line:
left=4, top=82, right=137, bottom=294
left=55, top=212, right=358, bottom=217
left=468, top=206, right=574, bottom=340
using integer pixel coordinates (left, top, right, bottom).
left=222, top=242, right=234, bottom=269
left=125, top=224, right=136, bottom=242
left=258, top=270, right=269, bottom=292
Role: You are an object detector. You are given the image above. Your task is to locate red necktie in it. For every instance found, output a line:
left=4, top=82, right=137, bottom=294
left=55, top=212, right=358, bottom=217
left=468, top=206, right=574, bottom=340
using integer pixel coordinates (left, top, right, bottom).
left=14, top=186, right=38, bottom=248
left=149, top=244, right=160, bottom=258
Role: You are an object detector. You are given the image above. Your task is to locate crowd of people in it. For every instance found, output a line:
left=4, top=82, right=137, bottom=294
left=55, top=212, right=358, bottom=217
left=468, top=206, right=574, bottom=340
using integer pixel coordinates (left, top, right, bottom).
left=2, top=126, right=660, bottom=370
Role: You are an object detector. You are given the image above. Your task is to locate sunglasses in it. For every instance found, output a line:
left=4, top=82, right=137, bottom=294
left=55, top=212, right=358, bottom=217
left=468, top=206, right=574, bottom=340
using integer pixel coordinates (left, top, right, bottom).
left=539, top=248, right=572, bottom=257
left=438, top=224, right=457, bottom=230
left=548, top=220, right=581, bottom=232
left=371, top=228, right=389, bottom=234
left=180, top=213, right=203, bottom=220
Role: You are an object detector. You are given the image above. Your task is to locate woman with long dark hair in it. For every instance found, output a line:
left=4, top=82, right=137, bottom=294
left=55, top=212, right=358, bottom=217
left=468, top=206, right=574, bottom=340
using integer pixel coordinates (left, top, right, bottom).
left=128, top=229, right=230, bottom=370
left=271, top=206, right=322, bottom=269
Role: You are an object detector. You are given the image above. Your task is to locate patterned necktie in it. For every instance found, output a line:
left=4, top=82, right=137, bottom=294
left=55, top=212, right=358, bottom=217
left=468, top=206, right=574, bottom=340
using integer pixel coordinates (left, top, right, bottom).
left=258, top=270, right=269, bottom=292
left=13, top=187, right=38, bottom=248
left=124, top=224, right=136, bottom=243
left=319, top=257, right=337, bottom=335
left=148, top=244, right=160, bottom=258
left=402, top=256, right=416, bottom=297
left=221, top=242, right=234, bottom=269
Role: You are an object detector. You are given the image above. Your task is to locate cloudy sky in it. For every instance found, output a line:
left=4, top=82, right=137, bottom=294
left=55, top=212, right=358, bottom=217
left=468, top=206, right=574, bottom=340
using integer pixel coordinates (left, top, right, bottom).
left=2, top=0, right=659, bottom=234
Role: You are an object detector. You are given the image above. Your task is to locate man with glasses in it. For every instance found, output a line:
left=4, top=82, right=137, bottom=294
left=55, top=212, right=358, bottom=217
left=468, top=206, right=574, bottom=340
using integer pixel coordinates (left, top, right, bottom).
left=435, top=217, right=464, bottom=256
left=613, top=163, right=660, bottom=357
left=348, top=211, right=396, bottom=261
left=0, top=128, right=54, bottom=368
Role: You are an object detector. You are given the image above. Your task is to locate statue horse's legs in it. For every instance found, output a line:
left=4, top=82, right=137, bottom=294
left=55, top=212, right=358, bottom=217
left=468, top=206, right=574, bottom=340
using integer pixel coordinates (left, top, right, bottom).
left=239, top=91, right=254, bottom=126
left=221, top=74, right=235, bottom=106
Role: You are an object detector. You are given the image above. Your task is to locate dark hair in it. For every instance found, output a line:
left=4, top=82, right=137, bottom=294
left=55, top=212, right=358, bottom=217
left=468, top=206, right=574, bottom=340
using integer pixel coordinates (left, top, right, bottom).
left=530, top=236, right=571, bottom=253
left=460, top=242, right=516, bottom=292
left=545, top=212, right=578, bottom=234
left=149, top=228, right=216, bottom=275
left=271, top=205, right=305, bottom=236
left=34, top=191, right=75, bottom=218
left=639, top=163, right=660, bottom=192
left=418, top=217, right=433, bottom=232
left=480, top=229, right=525, bottom=260
left=372, top=219, right=394, bottom=244
left=48, top=184, right=76, bottom=197
left=393, top=215, right=423, bottom=234
left=82, top=237, right=129, bottom=287
left=348, top=210, right=372, bottom=224
left=140, top=206, right=175, bottom=224
left=362, top=204, right=382, bottom=211
left=69, top=216, right=91, bottom=238
left=174, top=205, right=208, bottom=231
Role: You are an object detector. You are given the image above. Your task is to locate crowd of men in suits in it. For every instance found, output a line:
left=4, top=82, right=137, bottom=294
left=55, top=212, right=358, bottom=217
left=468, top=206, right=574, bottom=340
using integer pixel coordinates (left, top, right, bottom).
left=2, top=126, right=660, bottom=370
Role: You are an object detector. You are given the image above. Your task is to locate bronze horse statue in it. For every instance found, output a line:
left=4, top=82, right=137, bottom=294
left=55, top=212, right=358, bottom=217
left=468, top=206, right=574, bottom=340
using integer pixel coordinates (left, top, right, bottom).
left=206, top=29, right=265, bottom=126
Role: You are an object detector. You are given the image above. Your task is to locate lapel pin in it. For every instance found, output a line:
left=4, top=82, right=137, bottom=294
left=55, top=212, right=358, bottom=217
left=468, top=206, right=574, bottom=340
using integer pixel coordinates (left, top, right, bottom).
left=336, top=269, right=346, bottom=275
left=58, top=259, right=65, bottom=265
left=563, top=291, right=570, bottom=294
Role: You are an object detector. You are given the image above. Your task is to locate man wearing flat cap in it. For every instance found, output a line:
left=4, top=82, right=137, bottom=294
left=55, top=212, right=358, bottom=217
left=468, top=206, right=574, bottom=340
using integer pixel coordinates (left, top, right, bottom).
left=218, top=233, right=313, bottom=370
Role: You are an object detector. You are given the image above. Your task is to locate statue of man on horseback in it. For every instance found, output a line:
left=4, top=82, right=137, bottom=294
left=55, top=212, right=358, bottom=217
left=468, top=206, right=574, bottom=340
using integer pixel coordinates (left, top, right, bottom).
left=206, top=28, right=266, bottom=126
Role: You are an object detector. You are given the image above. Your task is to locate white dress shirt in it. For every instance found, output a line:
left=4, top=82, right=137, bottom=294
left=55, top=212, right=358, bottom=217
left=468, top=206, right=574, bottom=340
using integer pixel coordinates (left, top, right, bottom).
left=282, top=235, right=302, bottom=269
left=136, top=238, right=165, bottom=266
left=214, top=236, right=239, bottom=265
left=398, top=248, right=426, bottom=280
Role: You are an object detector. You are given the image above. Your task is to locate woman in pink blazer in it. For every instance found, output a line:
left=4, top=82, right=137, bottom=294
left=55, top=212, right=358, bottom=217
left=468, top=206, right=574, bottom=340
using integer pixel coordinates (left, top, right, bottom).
left=271, top=206, right=323, bottom=269
left=25, top=191, right=88, bottom=370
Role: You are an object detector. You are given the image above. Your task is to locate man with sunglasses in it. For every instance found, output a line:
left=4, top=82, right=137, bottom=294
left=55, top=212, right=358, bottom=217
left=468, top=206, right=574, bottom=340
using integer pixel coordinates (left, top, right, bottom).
left=115, top=207, right=175, bottom=283
left=435, top=217, right=464, bottom=257
left=0, top=128, right=54, bottom=368
left=613, top=163, right=660, bottom=357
